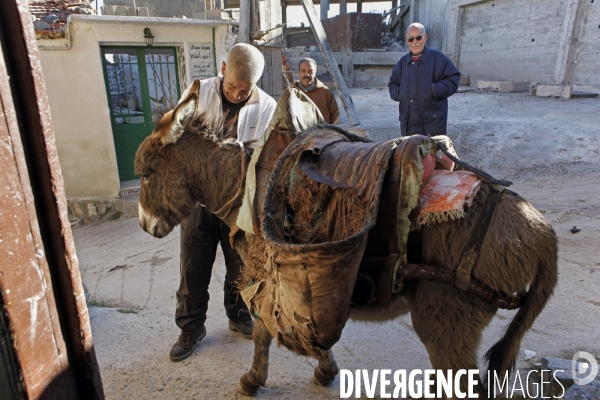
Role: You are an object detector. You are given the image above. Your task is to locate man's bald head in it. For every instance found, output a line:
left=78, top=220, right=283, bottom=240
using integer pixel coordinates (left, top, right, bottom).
left=224, top=43, right=265, bottom=84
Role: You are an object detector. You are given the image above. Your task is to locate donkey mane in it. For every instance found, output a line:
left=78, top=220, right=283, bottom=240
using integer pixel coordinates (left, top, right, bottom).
left=190, top=112, right=238, bottom=141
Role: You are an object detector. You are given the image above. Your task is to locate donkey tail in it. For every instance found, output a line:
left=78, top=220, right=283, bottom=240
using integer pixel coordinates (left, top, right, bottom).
left=484, top=238, right=558, bottom=378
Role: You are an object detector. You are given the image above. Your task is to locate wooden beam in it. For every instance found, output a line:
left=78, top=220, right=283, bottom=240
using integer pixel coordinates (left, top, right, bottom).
left=340, top=0, right=347, bottom=15
left=400, top=3, right=409, bottom=18
left=301, top=0, right=360, bottom=125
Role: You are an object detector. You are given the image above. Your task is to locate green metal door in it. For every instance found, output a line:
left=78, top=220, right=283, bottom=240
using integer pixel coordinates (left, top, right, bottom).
left=102, top=47, right=180, bottom=181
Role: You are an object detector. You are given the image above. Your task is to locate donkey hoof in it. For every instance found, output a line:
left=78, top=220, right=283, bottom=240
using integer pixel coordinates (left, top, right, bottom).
left=312, top=370, right=336, bottom=387
left=237, top=374, right=259, bottom=396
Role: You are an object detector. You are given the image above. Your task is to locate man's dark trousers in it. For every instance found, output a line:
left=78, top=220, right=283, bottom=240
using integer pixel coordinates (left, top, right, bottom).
left=176, top=205, right=250, bottom=331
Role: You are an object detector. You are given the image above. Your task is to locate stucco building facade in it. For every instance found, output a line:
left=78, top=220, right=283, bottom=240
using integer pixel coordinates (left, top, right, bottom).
left=38, top=15, right=236, bottom=198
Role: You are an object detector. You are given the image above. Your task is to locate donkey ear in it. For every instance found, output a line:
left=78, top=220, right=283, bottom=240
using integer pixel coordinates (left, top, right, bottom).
left=162, top=80, right=200, bottom=145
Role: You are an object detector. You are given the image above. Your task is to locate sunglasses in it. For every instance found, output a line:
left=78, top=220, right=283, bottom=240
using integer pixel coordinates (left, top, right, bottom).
left=407, top=35, right=424, bottom=43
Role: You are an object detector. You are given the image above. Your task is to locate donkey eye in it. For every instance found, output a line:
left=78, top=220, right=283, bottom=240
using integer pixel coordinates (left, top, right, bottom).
left=140, top=173, right=151, bottom=182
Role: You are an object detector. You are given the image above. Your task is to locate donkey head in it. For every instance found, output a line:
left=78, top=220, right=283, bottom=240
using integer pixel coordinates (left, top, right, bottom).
left=135, top=81, right=201, bottom=238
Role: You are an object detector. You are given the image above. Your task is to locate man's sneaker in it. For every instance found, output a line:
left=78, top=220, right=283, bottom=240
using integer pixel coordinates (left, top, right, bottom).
left=169, top=326, right=206, bottom=362
left=228, top=319, right=253, bottom=340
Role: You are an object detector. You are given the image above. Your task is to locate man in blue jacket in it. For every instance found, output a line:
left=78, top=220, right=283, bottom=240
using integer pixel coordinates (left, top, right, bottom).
left=388, top=23, right=461, bottom=136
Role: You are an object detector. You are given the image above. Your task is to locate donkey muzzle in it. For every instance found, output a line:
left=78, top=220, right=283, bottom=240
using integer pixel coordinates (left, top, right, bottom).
left=138, top=203, right=173, bottom=238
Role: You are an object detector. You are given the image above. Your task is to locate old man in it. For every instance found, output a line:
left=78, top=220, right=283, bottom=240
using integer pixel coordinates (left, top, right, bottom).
left=169, top=44, right=276, bottom=362
left=388, top=22, right=460, bottom=136
left=294, top=57, right=340, bottom=124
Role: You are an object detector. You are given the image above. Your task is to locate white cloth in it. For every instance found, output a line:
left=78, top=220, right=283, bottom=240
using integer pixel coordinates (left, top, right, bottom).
left=178, top=76, right=276, bottom=146
left=235, top=125, right=272, bottom=234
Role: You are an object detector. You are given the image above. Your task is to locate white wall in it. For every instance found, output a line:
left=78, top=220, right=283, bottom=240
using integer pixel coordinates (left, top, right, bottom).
left=38, top=16, right=234, bottom=198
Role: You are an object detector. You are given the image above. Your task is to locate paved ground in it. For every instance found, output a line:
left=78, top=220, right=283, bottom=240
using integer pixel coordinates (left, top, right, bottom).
left=74, top=88, right=600, bottom=399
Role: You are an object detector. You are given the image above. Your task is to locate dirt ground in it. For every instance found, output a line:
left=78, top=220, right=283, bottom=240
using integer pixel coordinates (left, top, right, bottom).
left=74, top=88, right=600, bottom=399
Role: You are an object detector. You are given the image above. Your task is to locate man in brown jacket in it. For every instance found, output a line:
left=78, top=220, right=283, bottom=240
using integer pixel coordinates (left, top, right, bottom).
left=294, top=58, right=340, bottom=124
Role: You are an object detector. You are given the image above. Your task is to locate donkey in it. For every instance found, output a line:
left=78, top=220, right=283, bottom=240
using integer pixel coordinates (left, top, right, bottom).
left=135, top=89, right=558, bottom=397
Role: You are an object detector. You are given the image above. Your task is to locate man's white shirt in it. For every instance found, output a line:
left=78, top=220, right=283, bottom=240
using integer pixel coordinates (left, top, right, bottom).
left=178, top=76, right=276, bottom=146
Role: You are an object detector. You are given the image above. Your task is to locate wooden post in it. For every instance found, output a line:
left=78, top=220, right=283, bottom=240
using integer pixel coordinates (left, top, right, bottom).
left=357, top=1, right=362, bottom=13
left=320, top=0, right=329, bottom=20
left=251, top=0, right=260, bottom=31
left=260, top=0, right=282, bottom=43
left=282, top=4, right=287, bottom=26
left=239, top=1, right=251, bottom=43
left=257, top=0, right=283, bottom=97
left=259, top=47, right=284, bottom=98
left=301, top=0, right=360, bottom=125
left=263, top=0, right=272, bottom=38
left=340, top=0, right=347, bottom=15
left=342, top=52, right=354, bottom=88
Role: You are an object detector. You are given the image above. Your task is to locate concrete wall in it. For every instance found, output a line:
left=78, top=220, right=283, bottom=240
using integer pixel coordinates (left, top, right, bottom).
left=38, top=16, right=233, bottom=198
left=457, top=0, right=565, bottom=84
left=353, top=65, right=396, bottom=87
left=443, top=0, right=600, bottom=90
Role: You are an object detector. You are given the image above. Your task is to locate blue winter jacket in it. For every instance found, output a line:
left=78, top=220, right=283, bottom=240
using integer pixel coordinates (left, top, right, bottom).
left=388, top=47, right=460, bottom=136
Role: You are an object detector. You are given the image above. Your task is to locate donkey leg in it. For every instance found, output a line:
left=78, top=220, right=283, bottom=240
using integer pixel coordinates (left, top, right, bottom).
left=237, top=318, right=273, bottom=396
left=312, top=349, right=340, bottom=386
left=410, top=282, right=494, bottom=399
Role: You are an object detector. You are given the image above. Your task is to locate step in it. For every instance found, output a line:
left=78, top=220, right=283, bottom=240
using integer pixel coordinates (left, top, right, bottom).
left=571, top=91, right=598, bottom=99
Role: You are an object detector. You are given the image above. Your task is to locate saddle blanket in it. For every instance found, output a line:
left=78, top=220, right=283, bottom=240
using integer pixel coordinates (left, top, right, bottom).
left=412, top=170, right=482, bottom=229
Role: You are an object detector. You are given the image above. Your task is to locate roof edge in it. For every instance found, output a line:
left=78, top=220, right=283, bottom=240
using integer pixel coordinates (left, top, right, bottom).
left=69, top=14, right=238, bottom=27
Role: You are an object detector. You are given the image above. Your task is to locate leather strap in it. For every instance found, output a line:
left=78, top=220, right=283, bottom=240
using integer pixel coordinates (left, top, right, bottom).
left=455, top=184, right=503, bottom=291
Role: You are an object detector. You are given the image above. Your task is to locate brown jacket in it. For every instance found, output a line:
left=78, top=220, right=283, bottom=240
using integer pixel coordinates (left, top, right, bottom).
left=294, top=78, right=340, bottom=124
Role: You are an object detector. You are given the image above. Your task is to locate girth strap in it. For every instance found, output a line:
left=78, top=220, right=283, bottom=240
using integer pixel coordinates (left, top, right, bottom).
left=402, top=262, right=525, bottom=310
left=455, top=184, right=504, bottom=291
